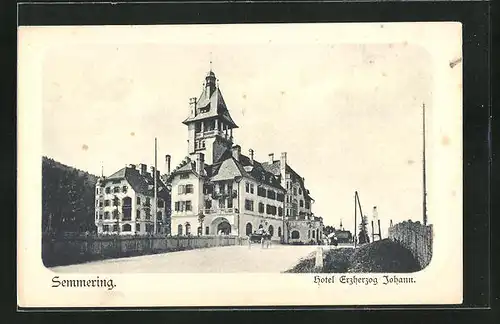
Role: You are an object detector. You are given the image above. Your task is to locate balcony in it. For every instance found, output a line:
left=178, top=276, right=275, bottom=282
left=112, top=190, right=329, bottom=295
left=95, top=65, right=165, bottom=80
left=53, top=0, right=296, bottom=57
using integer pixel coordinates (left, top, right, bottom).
left=200, top=208, right=237, bottom=215
left=195, top=130, right=232, bottom=141
left=211, top=190, right=237, bottom=199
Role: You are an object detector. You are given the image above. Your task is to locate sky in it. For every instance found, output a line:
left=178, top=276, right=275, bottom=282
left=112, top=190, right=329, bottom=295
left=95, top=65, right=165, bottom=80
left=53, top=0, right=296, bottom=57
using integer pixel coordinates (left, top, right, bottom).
left=41, top=26, right=433, bottom=238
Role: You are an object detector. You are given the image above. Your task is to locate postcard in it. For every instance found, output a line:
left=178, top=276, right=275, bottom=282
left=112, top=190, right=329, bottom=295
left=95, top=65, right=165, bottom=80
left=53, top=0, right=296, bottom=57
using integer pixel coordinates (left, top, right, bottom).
left=17, top=22, right=463, bottom=307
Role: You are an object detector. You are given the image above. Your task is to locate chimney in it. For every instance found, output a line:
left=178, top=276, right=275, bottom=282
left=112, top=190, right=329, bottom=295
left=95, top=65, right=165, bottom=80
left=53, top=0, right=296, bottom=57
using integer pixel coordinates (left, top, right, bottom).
left=165, top=154, right=171, bottom=175
left=249, top=149, right=254, bottom=164
left=268, top=153, right=274, bottom=164
left=138, top=163, right=147, bottom=175
left=128, top=164, right=136, bottom=169
left=232, top=145, right=241, bottom=161
left=150, top=166, right=156, bottom=177
left=189, top=97, right=197, bottom=116
left=196, top=153, right=205, bottom=175
left=280, top=152, right=287, bottom=166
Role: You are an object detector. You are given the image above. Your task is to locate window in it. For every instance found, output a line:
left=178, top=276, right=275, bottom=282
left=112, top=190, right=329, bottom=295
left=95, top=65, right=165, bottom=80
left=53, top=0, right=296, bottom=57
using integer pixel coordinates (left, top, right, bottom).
left=104, top=211, right=110, bottom=219
left=180, top=173, right=189, bottom=179
left=250, top=184, right=254, bottom=194
left=286, top=182, right=290, bottom=190
left=174, top=202, right=180, bottom=211
left=205, top=199, right=212, bottom=209
left=185, top=201, right=192, bottom=211
left=205, top=226, right=209, bottom=235
left=99, top=213, right=103, bottom=220
left=257, top=186, right=266, bottom=197
left=312, top=230, right=315, bottom=239
left=227, top=197, right=233, bottom=208
left=299, top=188, right=302, bottom=195
left=245, top=199, right=254, bottom=211
left=136, top=223, right=141, bottom=232
left=122, top=186, right=128, bottom=193
left=267, top=190, right=276, bottom=200
left=113, top=186, right=120, bottom=193
left=137, top=196, right=141, bottom=204
left=293, top=188, right=297, bottom=195
left=136, top=210, right=141, bottom=219
left=158, top=200, right=164, bottom=208
left=218, top=198, right=225, bottom=209
left=246, top=223, right=253, bottom=235
left=278, top=227, right=282, bottom=237
left=112, top=209, right=119, bottom=219
left=157, top=211, right=162, bottom=220
left=178, top=224, right=183, bottom=235
left=185, top=184, right=194, bottom=194
left=291, top=230, right=300, bottom=239
left=300, top=200, right=304, bottom=207
left=276, top=193, right=284, bottom=202
left=266, top=204, right=277, bottom=215
left=105, top=187, right=111, bottom=194
left=104, top=200, right=110, bottom=207
left=278, top=207, right=283, bottom=216
left=103, top=225, right=110, bottom=232
left=268, top=225, right=274, bottom=237
left=185, top=223, right=191, bottom=235
left=305, top=200, right=310, bottom=209
left=122, top=224, right=132, bottom=232
left=286, top=209, right=289, bottom=217
left=95, top=211, right=99, bottom=219
left=113, top=197, right=120, bottom=207
left=113, top=224, right=119, bottom=232
left=245, top=183, right=250, bottom=193
left=99, top=201, right=103, bottom=207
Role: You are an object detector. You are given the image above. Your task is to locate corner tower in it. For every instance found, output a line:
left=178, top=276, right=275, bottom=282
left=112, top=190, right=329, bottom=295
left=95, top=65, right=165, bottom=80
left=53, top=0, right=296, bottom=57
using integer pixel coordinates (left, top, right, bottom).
left=183, top=69, right=238, bottom=165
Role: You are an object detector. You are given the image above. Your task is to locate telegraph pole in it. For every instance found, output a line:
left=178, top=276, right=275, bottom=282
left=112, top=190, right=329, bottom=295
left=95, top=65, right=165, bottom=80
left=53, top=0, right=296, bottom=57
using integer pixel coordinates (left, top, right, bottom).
left=354, top=191, right=357, bottom=248
left=422, top=103, right=427, bottom=226
left=154, top=138, right=158, bottom=234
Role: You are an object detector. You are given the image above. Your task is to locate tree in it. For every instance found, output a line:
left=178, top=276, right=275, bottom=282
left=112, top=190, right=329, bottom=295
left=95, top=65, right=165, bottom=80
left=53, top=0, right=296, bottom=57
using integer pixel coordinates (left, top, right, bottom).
left=42, top=157, right=98, bottom=235
left=358, top=215, right=370, bottom=244
left=198, top=211, right=205, bottom=236
left=323, top=225, right=335, bottom=236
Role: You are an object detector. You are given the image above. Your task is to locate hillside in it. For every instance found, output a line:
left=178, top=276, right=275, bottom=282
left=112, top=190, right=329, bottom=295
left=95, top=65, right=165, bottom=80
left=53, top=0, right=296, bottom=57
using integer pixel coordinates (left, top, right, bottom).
left=42, top=156, right=98, bottom=234
left=285, top=239, right=421, bottom=273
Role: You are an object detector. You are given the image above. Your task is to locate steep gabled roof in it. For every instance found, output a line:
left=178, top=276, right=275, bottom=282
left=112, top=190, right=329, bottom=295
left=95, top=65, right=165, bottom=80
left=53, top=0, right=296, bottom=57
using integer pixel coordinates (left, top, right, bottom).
left=105, top=166, right=168, bottom=197
left=182, top=87, right=238, bottom=128
left=261, top=160, right=314, bottom=201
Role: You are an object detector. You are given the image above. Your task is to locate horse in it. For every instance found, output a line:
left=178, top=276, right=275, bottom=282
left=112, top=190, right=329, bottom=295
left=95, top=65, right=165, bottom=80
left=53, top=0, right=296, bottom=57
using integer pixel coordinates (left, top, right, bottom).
left=248, top=231, right=272, bottom=249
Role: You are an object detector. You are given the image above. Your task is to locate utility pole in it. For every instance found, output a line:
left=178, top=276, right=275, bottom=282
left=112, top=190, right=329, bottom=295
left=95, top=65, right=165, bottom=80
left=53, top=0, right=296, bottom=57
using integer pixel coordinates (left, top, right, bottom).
left=422, top=103, right=427, bottom=226
left=354, top=191, right=357, bottom=248
left=154, top=137, right=158, bottom=235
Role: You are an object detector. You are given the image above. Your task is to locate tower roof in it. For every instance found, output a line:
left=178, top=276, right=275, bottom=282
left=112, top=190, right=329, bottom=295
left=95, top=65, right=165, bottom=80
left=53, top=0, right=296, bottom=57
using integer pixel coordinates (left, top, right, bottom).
left=182, top=71, right=238, bottom=128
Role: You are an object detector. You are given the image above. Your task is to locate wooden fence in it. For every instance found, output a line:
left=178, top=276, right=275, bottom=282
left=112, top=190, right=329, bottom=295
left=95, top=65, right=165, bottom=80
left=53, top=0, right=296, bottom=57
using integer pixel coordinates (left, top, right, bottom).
left=42, top=234, right=249, bottom=267
left=388, top=221, right=433, bottom=269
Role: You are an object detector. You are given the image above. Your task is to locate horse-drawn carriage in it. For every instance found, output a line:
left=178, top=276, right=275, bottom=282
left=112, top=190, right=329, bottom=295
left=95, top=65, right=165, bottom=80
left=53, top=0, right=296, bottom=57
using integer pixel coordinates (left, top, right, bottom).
left=248, top=231, right=272, bottom=248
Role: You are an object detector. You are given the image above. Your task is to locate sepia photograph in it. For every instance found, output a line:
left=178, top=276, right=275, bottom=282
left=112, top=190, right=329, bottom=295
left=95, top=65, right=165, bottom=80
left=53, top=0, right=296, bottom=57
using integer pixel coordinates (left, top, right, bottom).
left=18, top=22, right=463, bottom=307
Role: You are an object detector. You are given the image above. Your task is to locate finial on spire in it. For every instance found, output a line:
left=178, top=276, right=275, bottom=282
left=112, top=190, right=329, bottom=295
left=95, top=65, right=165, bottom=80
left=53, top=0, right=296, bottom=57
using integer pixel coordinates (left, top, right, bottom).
left=209, top=52, right=213, bottom=72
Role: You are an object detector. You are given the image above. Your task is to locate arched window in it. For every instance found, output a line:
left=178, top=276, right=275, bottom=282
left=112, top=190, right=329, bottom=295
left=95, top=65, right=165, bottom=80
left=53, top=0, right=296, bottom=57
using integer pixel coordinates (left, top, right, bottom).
left=268, top=225, right=274, bottom=237
left=312, top=230, right=315, bottom=239
left=122, top=224, right=132, bottom=232
left=278, top=227, right=282, bottom=237
left=177, top=224, right=183, bottom=236
left=185, top=223, right=191, bottom=235
left=291, top=230, right=300, bottom=239
left=308, top=230, right=311, bottom=238
left=245, top=223, right=253, bottom=235
left=258, top=224, right=263, bottom=229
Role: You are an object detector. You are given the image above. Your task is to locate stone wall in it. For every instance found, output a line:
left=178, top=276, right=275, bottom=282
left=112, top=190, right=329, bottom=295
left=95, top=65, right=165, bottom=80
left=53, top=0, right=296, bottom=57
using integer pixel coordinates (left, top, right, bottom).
left=388, top=220, right=433, bottom=269
left=42, top=234, right=248, bottom=267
